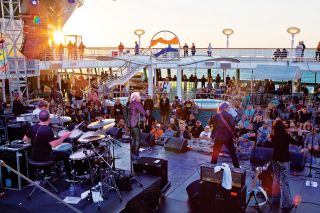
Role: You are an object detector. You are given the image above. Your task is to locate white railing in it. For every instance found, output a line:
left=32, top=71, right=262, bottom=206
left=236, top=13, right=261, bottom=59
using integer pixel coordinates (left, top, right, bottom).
left=42, top=47, right=318, bottom=62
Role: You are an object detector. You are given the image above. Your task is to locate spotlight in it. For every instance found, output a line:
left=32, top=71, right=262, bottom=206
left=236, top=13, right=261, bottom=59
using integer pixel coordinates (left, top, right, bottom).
left=33, top=15, right=41, bottom=24
left=68, top=0, right=76, bottom=3
left=31, top=0, right=38, bottom=5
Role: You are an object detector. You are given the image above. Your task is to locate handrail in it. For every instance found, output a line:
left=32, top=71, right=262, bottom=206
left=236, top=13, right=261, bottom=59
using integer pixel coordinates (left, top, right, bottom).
left=42, top=47, right=319, bottom=62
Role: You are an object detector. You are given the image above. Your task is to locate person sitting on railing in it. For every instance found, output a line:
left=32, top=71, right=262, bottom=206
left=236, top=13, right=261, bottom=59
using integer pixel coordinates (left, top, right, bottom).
left=280, top=48, right=288, bottom=60
left=273, top=48, right=281, bottom=61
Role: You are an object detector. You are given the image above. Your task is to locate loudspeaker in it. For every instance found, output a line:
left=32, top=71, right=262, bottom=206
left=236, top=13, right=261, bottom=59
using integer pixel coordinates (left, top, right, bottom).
left=250, top=146, right=272, bottom=165
left=186, top=180, right=201, bottom=208
left=199, top=181, right=246, bottom=213
left=133, top=157, right=169, bottom=190
left=289, top=146, right=306, bottom=171
left=251, top=146, right=306, bottom=170
left=164, top=137, right=188, bottom=153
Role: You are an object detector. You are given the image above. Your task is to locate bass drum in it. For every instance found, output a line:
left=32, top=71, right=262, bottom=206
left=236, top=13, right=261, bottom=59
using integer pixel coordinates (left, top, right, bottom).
left=69, top=149, right=97, bottom=177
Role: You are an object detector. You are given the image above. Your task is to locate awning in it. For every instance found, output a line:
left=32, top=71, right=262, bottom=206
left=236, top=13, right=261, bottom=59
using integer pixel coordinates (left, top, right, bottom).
left=253, top=65, right=301, bottom=81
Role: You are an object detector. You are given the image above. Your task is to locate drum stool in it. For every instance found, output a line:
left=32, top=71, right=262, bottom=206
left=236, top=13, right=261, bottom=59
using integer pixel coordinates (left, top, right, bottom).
left=27, top=159, right=59, bottom=199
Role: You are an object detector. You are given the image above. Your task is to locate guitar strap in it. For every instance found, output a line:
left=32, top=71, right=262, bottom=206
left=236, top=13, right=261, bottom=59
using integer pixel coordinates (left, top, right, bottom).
left=218, top=113, right=234, bottom=136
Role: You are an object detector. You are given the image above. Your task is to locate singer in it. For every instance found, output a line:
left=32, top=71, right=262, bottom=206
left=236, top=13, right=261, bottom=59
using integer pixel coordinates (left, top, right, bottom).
left=127, top=92, right=146, bottom=160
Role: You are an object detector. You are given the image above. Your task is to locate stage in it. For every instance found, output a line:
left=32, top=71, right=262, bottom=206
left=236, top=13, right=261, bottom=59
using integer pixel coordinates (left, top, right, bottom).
left=1, top=144, right=320, bottom=213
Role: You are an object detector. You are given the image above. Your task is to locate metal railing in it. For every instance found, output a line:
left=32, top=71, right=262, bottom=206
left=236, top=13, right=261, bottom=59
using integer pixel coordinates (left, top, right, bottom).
left=42, top=47, right=319, bottom=62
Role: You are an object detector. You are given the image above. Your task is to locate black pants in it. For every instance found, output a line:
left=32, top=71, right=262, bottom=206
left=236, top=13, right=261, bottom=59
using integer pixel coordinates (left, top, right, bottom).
left=52, top=151, right=72, bottom=178
left=211, top=138, right=240, bottom=168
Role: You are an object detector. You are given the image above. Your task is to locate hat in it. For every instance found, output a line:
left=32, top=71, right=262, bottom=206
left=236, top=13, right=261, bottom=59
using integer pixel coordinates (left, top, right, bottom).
left=205, top=125, right=210, bottom=129
left=155, top=124, right=161, bottom=128
left=39, top=110, right=50, bottom=122
left=219, top=102, right=229, bottom=111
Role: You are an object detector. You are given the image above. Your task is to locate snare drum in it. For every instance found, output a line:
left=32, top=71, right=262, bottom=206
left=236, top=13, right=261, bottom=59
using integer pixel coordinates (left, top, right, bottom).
left=69, top=150, right=95, bottom=177
left=52, top=143, right=72, bottom=152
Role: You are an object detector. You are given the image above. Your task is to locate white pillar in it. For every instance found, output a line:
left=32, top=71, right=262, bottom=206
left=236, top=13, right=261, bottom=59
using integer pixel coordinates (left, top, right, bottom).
left=37, top=76, right=40, bottom=91
left=177, top=65, right=182, bottom=99
left=2, top=80, right=5, bottom=103
left=57, top=70, right=61, bottom=90
left=148, top=65, right=153, bottom=97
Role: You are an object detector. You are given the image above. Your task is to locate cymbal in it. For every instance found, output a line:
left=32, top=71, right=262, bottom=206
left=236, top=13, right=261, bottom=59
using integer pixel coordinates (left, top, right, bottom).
left=50, top=115, right=72, bottom=124
left=103, top=122, right=115, bottom=132
left=87, top=119, right=116, bottom=129
left=78, top=132, right=105, bottom=143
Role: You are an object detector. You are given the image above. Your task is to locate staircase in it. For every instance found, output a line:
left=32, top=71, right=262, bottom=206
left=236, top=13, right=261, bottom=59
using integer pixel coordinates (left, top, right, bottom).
left=87, top=62, right=146, bottom=93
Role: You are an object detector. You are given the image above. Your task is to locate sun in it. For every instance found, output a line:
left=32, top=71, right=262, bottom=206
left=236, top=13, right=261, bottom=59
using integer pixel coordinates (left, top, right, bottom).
left=53, top=30, right=64, bottom=45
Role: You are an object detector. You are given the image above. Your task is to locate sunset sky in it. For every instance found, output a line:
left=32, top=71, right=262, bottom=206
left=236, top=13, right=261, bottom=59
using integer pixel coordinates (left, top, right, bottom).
left=63, top=0, right=320, bottom=48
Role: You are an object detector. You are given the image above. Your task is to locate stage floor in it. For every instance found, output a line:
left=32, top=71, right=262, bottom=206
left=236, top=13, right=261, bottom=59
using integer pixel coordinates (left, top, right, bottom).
left=1, top=144, right=320, bottom=213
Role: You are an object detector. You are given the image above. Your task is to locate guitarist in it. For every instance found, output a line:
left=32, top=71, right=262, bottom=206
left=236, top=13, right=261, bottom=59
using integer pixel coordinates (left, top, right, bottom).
left=211, top=102, right=240, bottom=168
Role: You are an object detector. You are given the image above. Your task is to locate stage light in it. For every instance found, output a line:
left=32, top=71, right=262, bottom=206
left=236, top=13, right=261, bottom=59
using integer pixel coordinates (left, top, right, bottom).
left=68, top=0, right=76, bottom=3
left=54, top=30, right=64, bottom=44
left=31, top=0, right=38, bottom=5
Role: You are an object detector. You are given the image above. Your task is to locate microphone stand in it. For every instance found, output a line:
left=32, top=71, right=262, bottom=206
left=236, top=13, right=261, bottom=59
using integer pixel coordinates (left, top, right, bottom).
left=0, top=160, right=82, bottom=213
left=126, top=105, right=143, bottom=188
left=80, top=150, right=101, bottom=210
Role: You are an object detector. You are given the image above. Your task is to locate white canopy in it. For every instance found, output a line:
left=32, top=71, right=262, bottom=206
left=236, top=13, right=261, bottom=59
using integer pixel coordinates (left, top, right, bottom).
left=252, top=65, right=301, bottom=81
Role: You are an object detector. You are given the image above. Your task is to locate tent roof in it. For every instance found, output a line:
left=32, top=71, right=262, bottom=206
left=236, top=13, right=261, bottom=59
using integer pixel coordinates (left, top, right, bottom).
left=253, top=65, right=301, bottom=81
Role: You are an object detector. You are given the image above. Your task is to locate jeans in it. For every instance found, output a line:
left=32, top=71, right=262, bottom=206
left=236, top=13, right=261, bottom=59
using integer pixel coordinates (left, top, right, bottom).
left=272, top=161, right=293, bottom=208
left=130, top=127, right=141, bottom=157
left=211, top=138, right=240, bottom=168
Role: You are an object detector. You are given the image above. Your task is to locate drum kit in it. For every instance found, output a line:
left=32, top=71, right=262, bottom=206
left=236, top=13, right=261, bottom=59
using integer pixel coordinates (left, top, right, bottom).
left=54, top=118, right=122, bottom=203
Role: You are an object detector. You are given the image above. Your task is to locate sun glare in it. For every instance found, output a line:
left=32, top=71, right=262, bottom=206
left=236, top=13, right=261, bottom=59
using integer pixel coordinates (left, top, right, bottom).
left=53, top=30, right=64, bottom=45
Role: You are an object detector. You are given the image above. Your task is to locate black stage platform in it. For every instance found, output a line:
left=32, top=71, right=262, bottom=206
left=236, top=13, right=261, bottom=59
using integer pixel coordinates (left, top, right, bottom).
left=1, top=144, right=320, bottom=213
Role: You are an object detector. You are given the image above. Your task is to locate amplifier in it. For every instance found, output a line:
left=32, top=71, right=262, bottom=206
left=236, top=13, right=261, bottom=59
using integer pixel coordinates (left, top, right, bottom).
left=133, top=157, right=170, bottom=192
left=0, top=144, right=31, bottom=190
left=199, top=181, right=246, bottom=213
left=200, top=163, right=246, bottom=189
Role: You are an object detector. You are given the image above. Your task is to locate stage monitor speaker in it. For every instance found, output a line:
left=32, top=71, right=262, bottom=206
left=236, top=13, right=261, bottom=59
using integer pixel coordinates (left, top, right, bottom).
left=133, top=157, right=169, bottom=190
left=251, top=146, right=306, bottom=171
left=164, top=137, right=188, bottom=153
left=186, top=180, right=201, bottom=208
left=199, top=181, right=246, bottom=213
left=250, top=146, right=272, bottom=165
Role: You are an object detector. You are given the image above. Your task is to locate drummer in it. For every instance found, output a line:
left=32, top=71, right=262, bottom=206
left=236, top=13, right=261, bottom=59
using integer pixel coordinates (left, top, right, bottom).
left=23, top=110, right=74, bottom=181
left=32, top=100, right=49, bottom=116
